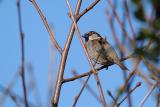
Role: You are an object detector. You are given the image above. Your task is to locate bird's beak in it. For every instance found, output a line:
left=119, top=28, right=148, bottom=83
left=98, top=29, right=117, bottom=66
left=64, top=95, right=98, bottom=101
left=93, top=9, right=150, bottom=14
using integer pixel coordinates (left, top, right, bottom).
left=82, top=35, right=85, bottom=38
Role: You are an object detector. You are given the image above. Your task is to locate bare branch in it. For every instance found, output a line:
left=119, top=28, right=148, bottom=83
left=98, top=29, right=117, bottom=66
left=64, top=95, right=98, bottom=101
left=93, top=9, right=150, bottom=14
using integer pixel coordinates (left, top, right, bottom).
left=106, top=0, right=132, bottom=42
left=27, top=63, right=43, bottom=107
left=138, top=82, right=157, bottom=107
left=30, top=0, right=63, bottom=54
left=123, top=0, right=136, bottom=39
left=16, top=0, right=28, bottom=107
left=77, top=0, right=100, bottom=20
left=10, top=95, right=21, bottom=107
left=66, top=0, right=107, bottom=106
left=0, top=84, right=37, bottom=107
left=156, top=94, right=160, bottom=107
left=52, top=0, right=82, bottom=106
left=118, top=82, right=141, bottom=106
left=71, top=70, right=101, bottom=104
left=72, top=75, right=91, bottom=107
left=107, top=90, right=118, bottom=106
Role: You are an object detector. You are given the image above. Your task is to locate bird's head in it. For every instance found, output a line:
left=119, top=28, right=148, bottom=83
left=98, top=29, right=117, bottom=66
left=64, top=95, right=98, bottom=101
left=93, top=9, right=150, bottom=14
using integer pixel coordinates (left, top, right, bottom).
left=82, top=31, right=102, bottom=42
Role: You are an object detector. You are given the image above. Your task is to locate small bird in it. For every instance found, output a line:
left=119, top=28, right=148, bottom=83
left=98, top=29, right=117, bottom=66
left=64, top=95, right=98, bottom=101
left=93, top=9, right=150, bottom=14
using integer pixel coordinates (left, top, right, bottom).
left=82, top=31, right=128, bottom=71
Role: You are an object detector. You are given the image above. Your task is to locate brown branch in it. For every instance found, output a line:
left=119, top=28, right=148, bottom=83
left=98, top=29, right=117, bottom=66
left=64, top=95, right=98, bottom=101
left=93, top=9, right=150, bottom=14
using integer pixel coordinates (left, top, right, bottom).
left=156, top=94, right=160, bottom=107
left=138, top=82, right=157, bottom=107
left=0, top=84, right=37, bottom=107
left=63, top=54, right=133, bottom=83
left=106, top=0, right=132, bottom=42
left=29, top=0, right=63, bottom=54
left=109, top=59, right=140, bottom=107
left=0, top=72, right=18, bottom=106
left=118, top=82, right=141, bottom=106
left=27, top=63, right=43, bottom=107
left=66, top=0, right=107, bottom=107
left=72, top=56, right=103, bottom=106
left=72, top=75, right=91, bottom=107
left=106, top=8, right=126, bottom=58
left=71, top=70, right=101, bottom=104
left=10, top=95, right=21, bottom=107
left=52, top=0, right=100, bottom=107
left=107, top=3, right=132, bottom=106
left=16, top=1, right=28, bottom=107
left=107, top=90, right=118, bottom=107
left=123, top=0, right=136, bottom=39
left=77, top=0, right=100, bottom=20
left=121, top=5, right=133, bottom=107
left=122, top=59, right=141, bottom=91
left=52, top=1, right=82, bottom=107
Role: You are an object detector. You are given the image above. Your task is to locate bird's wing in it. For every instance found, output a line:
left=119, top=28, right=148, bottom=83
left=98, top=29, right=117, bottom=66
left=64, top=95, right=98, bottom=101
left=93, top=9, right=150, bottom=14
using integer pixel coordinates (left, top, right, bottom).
left=100, top=38, right=119, bottom=62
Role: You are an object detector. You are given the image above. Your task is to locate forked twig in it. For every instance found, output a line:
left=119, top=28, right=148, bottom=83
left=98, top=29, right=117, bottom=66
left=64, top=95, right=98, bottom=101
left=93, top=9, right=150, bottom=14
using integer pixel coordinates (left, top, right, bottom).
left=77, top=0, right=100, bottom=20
left=52, top=0, right=100, bottom=107
left=66, top=0, right=107, bottom=106
left=71, top=70, right=101, bottom=104
left=72, top=55, right=102, bottom=107
left=107, top=90, right=118, bottom=106
left=52, top=1, right=82, bottom=106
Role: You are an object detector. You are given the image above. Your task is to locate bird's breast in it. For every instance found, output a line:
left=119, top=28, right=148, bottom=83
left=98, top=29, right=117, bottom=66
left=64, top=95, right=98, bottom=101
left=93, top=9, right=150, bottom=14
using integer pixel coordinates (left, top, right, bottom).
left=86, top=40, right=109, bottom=65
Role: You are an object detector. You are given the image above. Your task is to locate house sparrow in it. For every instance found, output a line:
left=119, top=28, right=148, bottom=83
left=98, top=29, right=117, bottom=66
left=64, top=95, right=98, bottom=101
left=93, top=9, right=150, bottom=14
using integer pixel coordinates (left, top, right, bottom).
left=82, top=31, right=128, bottom=71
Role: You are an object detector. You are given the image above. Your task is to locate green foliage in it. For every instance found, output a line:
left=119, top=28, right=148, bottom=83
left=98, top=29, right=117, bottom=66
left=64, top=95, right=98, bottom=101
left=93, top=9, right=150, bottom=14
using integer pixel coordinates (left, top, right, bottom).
left=131, top=0, right=142, bottom=5
left=153, top=18, right=160, bottom=30
left=134, top=5, right=145, bottom=22
left=131, top=0, right=160, bottom=63
left=131, top=0, right=146, bottom=22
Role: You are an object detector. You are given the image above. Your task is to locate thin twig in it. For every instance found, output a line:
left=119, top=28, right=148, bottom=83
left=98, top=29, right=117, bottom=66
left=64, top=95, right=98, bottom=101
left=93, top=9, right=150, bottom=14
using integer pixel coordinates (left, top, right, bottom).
left=107, top=90, right=118, bottom=106
left=71, top=70, right=101, bottom=104
left=30, top=0, right=63, bottom=54
left=110, top=59, right=140, bottom=107
left=77, top=0, right=100, bottom=20
left=72, top=55, right=102, bottom=106
left=0, top=71, right=18, bottom=106
left=72, top=75, right=91, bottom=107
left=156, top=93, right=160, bottom=107
left=123, top=0, right=136, bottom=39
left=121, top=59, right=141, bottom=92
left=10, top=95, right=21, bottom=107
left=138, top=82, right=157, bottom=107
left=106, top=0, right=132, bottom=42
left=27, top=63, right=43, bottom=107
left=118, top=82, right=141, bottom=106
left=66, top=0, right=107, bottom=106
left=47, top=46, right=56, bottom=107
left=16, top=1, right=28, bottom=107
left=106, top=0, right=126, bottom=53
left=0, top=84, right=37, bottom=107
left=121, top=2, right=133, bottom=106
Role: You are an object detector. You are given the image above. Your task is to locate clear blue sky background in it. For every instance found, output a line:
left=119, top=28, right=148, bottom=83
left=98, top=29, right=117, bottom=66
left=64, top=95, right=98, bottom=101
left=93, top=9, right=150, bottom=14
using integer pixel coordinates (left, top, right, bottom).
left=0, top=0, right=156, bottom=107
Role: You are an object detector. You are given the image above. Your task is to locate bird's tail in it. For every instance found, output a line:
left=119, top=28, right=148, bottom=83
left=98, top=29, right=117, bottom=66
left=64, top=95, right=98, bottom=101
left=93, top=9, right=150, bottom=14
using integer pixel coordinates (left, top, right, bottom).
left=117, top=62, right=128, bottom=71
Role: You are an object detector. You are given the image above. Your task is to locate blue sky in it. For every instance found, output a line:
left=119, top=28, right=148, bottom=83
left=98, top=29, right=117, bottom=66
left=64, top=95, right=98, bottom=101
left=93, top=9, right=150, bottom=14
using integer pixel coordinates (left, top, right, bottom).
left=0, top=0, right=156, bottom=107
